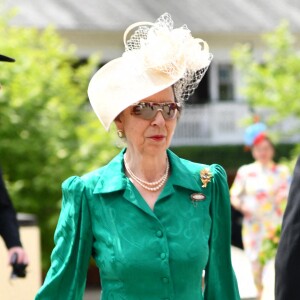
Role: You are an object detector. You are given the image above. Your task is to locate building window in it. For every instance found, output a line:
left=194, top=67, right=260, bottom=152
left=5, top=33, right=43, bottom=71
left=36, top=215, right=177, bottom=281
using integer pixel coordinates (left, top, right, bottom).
left=218, top=64, right=234, bottom=101
left=186, top=69, right=210, bottom=105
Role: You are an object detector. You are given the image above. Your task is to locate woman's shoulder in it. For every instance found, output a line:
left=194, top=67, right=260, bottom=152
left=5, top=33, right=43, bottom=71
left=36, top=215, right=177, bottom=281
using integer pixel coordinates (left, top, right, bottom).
left=275, top=163, right=290, bottom=176
left=276, top=163, right=289, bottom=171
left=235, top=162, right=256, bottom=174
left=178, top=156, right=227, bottom=180
left=177, top=156, right=208, bottom=170
left=61, top=151, right=129, bottom=196
left=62, top=165, right=108, bottom=192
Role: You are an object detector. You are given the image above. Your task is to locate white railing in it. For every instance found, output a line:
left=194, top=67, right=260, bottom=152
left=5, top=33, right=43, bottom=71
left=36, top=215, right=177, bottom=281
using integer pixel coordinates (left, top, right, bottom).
left=171, top=102, right=300, bottom=146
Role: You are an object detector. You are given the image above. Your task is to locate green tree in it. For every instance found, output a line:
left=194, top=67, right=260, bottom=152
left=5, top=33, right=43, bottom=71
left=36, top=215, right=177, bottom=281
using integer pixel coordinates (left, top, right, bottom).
left=0, top=11, right=118, bottom=269
left=231, top=20, right=300, bottom=158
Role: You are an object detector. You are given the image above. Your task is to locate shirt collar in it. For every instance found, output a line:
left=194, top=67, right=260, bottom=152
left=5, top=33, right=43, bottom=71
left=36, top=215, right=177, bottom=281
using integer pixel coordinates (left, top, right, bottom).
left=93, top=148, right=202, bottom=194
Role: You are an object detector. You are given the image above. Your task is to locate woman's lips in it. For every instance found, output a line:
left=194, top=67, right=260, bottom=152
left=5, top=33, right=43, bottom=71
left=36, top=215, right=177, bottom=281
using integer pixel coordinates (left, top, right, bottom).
left=149, top=135, right=165, bottom=141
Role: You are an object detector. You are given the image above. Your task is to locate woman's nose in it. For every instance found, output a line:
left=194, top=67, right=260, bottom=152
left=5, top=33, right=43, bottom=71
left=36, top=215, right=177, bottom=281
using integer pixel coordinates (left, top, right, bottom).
left=151, top=110, right=166, bottom=126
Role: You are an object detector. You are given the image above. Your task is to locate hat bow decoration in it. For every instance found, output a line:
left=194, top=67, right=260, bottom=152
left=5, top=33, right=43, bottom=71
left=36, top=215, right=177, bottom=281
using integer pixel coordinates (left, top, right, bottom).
left=122, top=13, right=213, bottom=102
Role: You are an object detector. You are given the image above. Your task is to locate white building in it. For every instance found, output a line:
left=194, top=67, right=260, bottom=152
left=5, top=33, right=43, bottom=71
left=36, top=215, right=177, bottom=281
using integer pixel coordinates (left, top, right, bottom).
left=5, top=0, right=300, bottom=146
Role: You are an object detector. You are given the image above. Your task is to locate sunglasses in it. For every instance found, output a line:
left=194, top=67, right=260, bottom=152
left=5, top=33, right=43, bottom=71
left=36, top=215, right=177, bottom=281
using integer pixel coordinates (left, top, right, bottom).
left=131, top=102, right=181, bottom=120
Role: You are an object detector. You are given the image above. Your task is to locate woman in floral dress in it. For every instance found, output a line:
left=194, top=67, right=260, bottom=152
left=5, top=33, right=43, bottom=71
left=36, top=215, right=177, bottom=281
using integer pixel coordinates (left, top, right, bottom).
left=230, top=127, right=290, bottom=299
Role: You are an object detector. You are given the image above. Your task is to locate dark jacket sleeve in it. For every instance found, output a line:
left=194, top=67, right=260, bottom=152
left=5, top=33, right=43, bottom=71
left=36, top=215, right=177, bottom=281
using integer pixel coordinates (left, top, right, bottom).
left=0, top=169, right=22, bottom=249
left=275, top=156, right=300, bottom=300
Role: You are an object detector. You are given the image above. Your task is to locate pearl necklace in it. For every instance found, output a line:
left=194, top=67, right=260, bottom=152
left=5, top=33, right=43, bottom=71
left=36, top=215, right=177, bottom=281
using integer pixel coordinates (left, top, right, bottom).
left=124, top=155, right=169, bottom=191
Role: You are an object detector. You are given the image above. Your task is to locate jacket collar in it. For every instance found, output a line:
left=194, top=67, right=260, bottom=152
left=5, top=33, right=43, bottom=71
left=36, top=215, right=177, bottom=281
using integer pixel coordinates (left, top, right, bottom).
left=167, top=150, right=202, bottom=192
left=93, top=149, right=127, bottom=194
left=93, top=148, right=202, bottom=194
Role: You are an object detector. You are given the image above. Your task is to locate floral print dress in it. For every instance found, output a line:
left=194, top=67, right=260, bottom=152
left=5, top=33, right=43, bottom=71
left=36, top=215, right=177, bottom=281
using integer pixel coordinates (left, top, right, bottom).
left=230, top=161, right=290, bottom=261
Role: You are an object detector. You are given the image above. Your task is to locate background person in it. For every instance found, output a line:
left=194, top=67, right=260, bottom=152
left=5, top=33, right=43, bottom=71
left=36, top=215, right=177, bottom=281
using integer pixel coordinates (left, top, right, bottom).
left=35, top=13, right=240, bottom=299
left=230, top=122, right=290, bottom=299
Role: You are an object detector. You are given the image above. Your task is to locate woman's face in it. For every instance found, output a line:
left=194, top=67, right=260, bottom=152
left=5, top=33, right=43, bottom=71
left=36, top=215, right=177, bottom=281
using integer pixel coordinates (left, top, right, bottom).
left=115, top=87, right=178, bottom=156
left=251, top=139, right=275, bottom=165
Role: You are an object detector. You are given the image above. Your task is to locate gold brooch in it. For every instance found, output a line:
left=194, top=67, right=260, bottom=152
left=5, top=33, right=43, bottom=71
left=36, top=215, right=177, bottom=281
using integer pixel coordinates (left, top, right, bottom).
left=200, top=168, right=213, bottom=188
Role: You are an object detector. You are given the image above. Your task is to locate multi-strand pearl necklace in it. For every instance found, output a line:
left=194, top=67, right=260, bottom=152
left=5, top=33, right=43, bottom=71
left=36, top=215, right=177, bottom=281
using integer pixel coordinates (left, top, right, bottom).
left=124, top=155, right=169, bottom=191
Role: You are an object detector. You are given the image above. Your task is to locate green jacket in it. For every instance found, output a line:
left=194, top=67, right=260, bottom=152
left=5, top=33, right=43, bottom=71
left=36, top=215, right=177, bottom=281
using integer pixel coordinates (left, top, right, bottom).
left=35, top=149, right=240, bottom=300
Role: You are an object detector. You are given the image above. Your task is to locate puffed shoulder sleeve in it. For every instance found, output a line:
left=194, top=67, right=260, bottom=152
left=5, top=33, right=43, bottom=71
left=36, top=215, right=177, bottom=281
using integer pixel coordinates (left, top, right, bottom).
left=204, top=165, right=240, bottom=300
left=35, top=176, right=93, bottom=300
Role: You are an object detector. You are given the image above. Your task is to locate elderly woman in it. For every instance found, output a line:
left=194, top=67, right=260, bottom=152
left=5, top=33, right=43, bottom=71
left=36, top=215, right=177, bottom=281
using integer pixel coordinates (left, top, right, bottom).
left=36, top=13, right=240, bottom=300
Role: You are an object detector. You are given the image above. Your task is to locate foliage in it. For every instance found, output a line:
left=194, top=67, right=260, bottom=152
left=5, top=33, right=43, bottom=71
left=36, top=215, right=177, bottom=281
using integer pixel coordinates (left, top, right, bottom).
left=231, top=21, right=300, bottom=139
left=0, top=11, right=118, bottom=270
left=259, top=225, right=281, bottom=266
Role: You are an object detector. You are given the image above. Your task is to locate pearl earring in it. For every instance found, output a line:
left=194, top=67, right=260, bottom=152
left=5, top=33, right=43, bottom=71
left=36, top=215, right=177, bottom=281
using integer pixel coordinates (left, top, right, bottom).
left=117, top=130, right=124, bottom=138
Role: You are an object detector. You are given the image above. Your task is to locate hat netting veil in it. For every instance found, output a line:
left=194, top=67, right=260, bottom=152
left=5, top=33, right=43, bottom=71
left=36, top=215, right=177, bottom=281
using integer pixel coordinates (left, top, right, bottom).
left=123, top=13, right=213, bottom=103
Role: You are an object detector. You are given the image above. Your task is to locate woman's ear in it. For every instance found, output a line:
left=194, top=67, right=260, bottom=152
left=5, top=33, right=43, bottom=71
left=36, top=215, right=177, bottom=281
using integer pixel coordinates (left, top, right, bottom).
left=114, top=113, right=126, bottom=139
left=114, top=113, right=123, bottom=130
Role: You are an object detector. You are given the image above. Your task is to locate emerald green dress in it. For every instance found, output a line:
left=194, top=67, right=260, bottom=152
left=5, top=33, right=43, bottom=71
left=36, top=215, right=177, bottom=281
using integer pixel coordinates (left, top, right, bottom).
left=35, top=149, right=240, bottom=300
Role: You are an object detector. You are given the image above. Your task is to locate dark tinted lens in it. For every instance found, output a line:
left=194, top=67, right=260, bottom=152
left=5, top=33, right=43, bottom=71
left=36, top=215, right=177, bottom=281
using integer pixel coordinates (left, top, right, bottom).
left=162, top=103, right=177, bottom=119
left=132, top=103, right=157, bottom=119
left=132, top=102, right=180, bottom=120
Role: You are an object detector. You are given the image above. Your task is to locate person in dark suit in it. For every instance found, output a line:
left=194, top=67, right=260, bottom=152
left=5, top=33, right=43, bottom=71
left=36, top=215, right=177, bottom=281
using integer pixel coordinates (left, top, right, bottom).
left=0, top=169, right=28, bottom=263
left=275, top=156, right=300, bottom=300
left=0, top=53, right=29, bottom=267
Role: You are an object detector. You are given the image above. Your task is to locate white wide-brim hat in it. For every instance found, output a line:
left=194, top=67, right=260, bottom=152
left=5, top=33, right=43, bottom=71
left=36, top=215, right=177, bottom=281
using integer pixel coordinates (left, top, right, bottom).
left=88, top=13, right=213, bottom=131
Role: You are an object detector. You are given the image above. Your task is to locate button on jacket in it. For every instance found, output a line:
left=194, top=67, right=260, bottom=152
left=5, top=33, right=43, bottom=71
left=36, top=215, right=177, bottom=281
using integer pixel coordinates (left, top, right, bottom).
left=35, top=149, right=240, bottom=300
